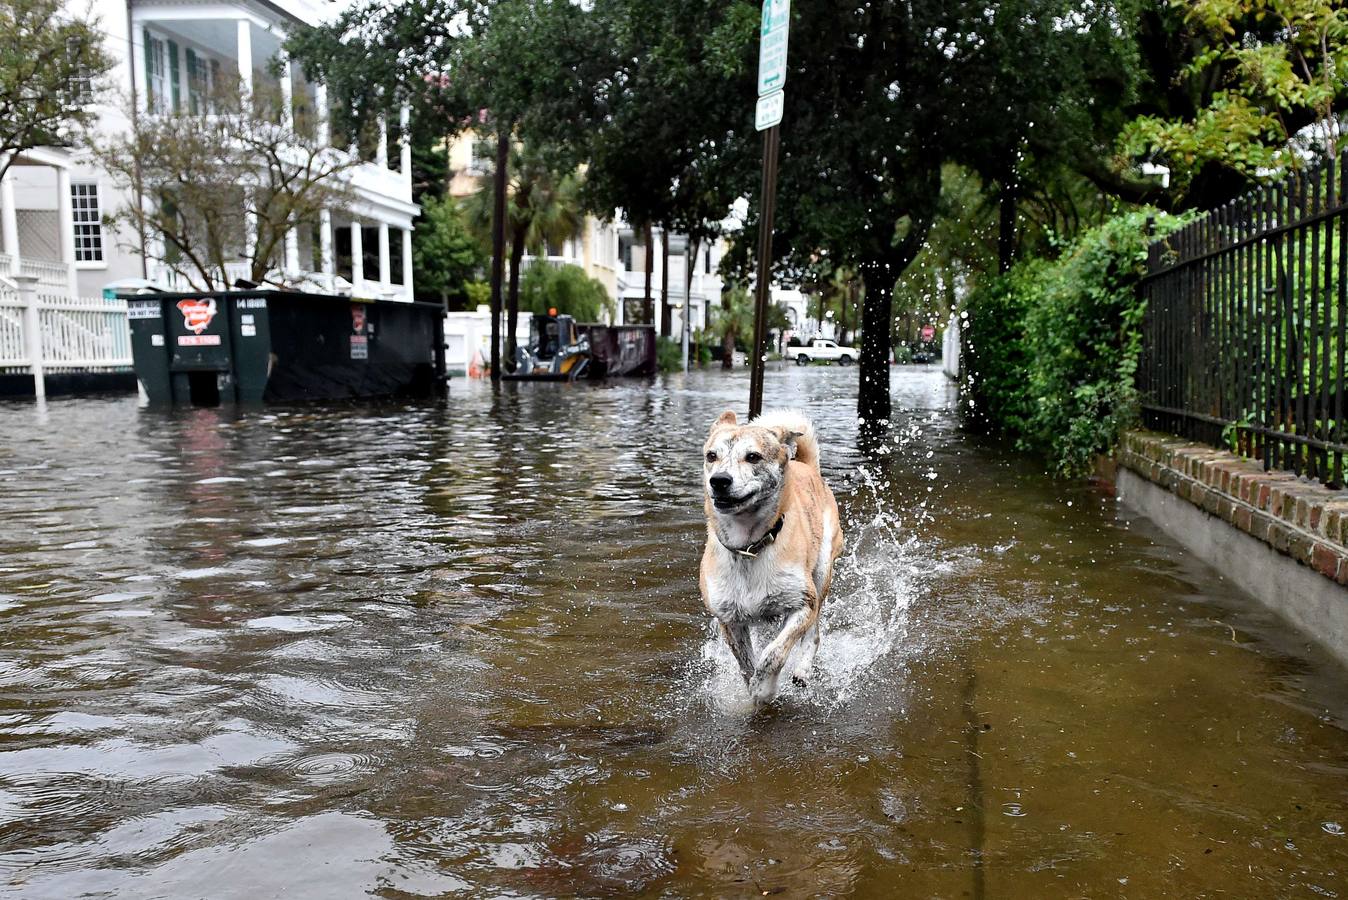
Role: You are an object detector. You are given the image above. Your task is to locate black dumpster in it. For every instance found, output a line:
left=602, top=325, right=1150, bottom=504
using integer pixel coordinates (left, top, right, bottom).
left=123, top=290, right=446, bottom=405
left=579, top=324, right=657, bottom=377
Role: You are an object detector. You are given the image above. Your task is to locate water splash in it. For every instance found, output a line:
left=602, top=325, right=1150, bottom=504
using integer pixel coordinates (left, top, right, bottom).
left=693, top=462, right=928, bottom=714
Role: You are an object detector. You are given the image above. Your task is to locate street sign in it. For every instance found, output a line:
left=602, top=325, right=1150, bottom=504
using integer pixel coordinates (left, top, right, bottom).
left=757, top=0, right=790, bottom=96
left=755, top=90, right=784, bottom=132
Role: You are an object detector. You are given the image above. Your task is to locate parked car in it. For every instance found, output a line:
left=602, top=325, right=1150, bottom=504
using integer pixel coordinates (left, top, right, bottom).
left=785, top=338, right=859, bottom=366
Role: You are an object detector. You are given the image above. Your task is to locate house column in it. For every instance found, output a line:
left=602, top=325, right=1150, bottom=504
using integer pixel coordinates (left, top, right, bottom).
left=377, top=222, right=390, bottom=287
left=284, top=228, right=300, bottom=275
left=236, top=20, right=253, bottom=97
left=399, top=105, right=411, bottom=183
left=315, top=82, right=330, bottom=147
left=350, top=220, right=363, bottom=289
left=282, top=49, right=299, bottom=275
left=320, top=208, right=334, bottom=290
left=1, top=173, right=19, bottom=273
left=401, top=227, right=413, bottom=299
left=56, top=167, right=76, bottom=294
left=376, top=115, right=388, bottom=169
left=279, top=52, right=294, bottom=130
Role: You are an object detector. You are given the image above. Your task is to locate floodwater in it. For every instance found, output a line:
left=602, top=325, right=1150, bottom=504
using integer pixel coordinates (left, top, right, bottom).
left=1, top=366, right=1346, bottom=899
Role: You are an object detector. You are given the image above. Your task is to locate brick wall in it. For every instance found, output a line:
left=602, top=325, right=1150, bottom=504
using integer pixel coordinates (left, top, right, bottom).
left=1118, top=431, right=1348, bottom=586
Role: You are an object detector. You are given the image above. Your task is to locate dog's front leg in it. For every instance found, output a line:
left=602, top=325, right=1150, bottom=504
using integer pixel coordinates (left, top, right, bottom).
left=719, top=620, right=755, bottom=687
left=750, top=598, right=819, bottom=706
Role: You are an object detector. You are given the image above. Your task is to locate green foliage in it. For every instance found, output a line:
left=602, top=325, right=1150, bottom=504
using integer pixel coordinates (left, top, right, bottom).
left=709, top=287, right=788, bottom=346
left=519, top=264, right=612, bottom=322
left=0, top=0, right=113, bottom=182
left=655, top=337, right=683, bottom=374
left=464, top=281, right=491, bottom=308
left=1120, top=0, right=1348, bottom=197
left=964, top=209, right=1190, bottom=476
left=413, top=195, right=486, bottom=307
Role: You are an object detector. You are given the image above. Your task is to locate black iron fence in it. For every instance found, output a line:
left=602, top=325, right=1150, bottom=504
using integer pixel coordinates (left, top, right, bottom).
left=1139, top=152, right=1348, bottom=488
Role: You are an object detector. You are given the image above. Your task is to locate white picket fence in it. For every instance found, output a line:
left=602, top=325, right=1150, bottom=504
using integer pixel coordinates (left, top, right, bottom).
left=0, top=270, right=133, bottom=398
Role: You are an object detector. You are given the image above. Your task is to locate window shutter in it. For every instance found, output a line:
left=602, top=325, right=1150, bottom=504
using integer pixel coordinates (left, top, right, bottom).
left=168, top=40, right=180, bottom=112
left=143, top=28, right=154, bottom=112
left=185, top=48, right=197, bottom=113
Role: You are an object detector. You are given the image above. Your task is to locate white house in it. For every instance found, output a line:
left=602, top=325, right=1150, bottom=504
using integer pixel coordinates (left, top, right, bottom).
left=2, top=0, right=419, bottom=301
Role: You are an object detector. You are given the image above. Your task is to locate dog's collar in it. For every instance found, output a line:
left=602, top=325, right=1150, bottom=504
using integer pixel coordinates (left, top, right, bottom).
left=723, top=515, right=785, bottom=559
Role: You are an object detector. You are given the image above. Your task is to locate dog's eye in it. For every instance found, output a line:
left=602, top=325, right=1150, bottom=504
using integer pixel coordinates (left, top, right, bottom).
left=745, top=452, right=763, bottom=464
left=705, top=451, right=717, bottom=462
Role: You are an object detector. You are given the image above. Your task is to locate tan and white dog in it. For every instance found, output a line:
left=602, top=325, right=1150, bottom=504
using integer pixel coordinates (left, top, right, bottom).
left=699, top=409, right=844, bottom=706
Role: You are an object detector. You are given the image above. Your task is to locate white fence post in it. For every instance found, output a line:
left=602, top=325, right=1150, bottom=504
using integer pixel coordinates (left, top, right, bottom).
left=16, top=273, right=43, bottom=399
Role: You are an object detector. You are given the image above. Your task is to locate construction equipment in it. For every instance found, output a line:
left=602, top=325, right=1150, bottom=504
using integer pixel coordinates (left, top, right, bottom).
left=503, top=311, right=592, bottom=381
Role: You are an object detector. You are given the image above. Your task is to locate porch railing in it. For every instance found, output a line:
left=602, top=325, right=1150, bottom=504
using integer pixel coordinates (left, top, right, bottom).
left=1138, top=150, right=1348, bottom=487
left=0, top=252, right=75, bottom=292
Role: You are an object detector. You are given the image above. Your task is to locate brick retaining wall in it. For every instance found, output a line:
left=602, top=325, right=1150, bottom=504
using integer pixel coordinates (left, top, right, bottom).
left=1118, top=431, right=1348, bottom=586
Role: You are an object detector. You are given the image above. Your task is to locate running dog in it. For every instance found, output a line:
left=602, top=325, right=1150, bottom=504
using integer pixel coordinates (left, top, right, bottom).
left=699, top=409, right=844, bottom=706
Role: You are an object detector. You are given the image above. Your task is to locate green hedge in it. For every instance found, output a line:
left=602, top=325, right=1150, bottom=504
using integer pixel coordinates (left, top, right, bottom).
left=963, top=209, right=1189, bottom=476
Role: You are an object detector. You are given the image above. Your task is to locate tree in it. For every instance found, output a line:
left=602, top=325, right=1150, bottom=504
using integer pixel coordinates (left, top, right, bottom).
left=0, top=0, right=112, bottom=182
left=1120, top=0, right=1348, bottom=204
left=413, top=194, right=486, bottom=307
left=288, top=0, right=600, bottom=379
left=99, top=82, right=357, bottom=290
left=463, top=139, right=584, bottom=368
left=519, top=263, right=613, bottom=321
left=711, top=284, right=787, bottom=368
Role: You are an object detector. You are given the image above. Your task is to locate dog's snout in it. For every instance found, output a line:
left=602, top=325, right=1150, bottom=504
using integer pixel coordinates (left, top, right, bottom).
left=708, top=473, right=733, bottom=493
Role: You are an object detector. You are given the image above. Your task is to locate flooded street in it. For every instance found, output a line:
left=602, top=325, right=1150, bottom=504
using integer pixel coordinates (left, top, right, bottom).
left=1, top=366, right=1346, bottom=898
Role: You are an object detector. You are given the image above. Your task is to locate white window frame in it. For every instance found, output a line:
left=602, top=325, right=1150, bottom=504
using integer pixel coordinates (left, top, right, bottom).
left=71, top=182, right=106, bottom=268
left=146, top=33, right=169, bottom=113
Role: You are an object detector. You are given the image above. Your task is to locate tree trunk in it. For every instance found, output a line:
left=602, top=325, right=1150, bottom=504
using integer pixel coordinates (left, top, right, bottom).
left=660, top=230, right=671, bottom=337
left=858, top=261, right=894, bottom=433
left=839, top=285, right=848, bottom=346
left=643, top=223, right=654, bottom=326
left=505, top=224, right=526, bottom=372
left=721, top=285, right=734, bottom=369
left=489, top=130, right=509, bottom=383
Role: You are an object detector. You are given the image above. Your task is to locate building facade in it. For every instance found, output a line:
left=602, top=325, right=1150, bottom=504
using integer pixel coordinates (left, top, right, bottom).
left=2, top=0, right=418, bottom=301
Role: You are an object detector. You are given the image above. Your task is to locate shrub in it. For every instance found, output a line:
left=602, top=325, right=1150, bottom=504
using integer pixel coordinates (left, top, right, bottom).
left=656, top=336, right=684, bottom=373
left=963, top=209, right=1190, bottom=476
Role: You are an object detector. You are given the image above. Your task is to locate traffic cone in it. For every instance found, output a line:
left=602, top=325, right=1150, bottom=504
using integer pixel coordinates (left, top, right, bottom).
left=468, top=349, right=486, bottom=378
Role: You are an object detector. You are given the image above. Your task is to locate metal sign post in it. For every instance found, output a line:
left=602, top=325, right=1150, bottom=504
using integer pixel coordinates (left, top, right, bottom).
left=748, top=0, right=789, bottom=419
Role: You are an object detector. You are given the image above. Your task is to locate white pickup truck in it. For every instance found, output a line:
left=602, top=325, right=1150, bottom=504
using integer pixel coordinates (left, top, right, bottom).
left=785, top=338, right=859, bottom=366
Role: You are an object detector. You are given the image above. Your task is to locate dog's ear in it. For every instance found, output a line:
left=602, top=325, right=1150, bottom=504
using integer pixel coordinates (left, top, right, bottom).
left=714, top=410, right=737, bottom=427
left=775, top=428, right=804, bottom=460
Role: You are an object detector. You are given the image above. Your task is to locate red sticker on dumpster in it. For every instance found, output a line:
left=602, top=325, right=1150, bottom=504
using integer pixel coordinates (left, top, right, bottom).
left=177, top=299, right=218, bottom=334
left=351, top=304, right=366, bottom=333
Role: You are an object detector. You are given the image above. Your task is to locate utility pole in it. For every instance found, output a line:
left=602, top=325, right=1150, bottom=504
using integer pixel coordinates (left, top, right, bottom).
left=489, top=129, right=508, bottom=383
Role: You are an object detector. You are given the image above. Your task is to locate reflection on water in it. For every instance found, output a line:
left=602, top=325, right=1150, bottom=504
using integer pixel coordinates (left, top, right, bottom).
left=1, top=366, right=1346, bottom=898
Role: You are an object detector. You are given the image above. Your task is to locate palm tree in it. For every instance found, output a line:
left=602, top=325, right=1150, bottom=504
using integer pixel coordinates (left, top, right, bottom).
left=711, top=286, right=788, bottom=369
left=465, top=141, right=584, bottom=370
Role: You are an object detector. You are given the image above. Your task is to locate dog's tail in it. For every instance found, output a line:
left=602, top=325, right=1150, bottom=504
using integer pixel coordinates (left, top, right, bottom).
left=752, top=409, right=820, bottom=472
